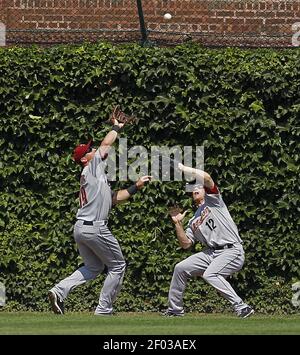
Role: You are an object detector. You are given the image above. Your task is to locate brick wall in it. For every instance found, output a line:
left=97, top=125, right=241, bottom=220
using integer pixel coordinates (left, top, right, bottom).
left=0, top=0, right=6, bottom=23
left=0, top=0, right=299, bottom=47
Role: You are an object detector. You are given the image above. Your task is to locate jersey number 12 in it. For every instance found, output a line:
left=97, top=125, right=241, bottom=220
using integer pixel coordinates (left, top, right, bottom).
left=206, top=218, right=216, bottom=231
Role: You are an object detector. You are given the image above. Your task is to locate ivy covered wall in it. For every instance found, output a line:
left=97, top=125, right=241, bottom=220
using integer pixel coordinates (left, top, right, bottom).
left=0, top=43, right=299, bottom=313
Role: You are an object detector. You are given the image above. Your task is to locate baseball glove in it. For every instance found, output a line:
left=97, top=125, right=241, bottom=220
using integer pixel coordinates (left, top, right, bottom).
left=168, top=206, right=183, bottom=218
left=108, top=105, right=138, bottom=125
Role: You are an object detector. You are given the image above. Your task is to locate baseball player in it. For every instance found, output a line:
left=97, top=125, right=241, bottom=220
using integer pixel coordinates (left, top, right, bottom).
left=48, top=115, right=151, bottom=316
left=164, top=163, right=254, bottom=318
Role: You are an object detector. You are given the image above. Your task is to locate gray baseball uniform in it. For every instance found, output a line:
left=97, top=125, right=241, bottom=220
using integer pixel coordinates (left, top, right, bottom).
left=168, top=185, right=250, bottom=315
left=50, top=149, right=126, bottom=315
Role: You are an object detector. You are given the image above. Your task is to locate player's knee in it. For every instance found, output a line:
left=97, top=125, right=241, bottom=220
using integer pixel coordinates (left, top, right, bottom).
left=202, top=270, right=215, bottom=282
left=174, top=262, right=187, bottom=275
left=119, top=261, right=126, bottom=274
left=109, top=261, right=126, bottom=274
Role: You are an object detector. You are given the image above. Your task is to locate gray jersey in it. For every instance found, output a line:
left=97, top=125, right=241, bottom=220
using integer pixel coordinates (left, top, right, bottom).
left=76, top=149, right=112, bottom=221
left=185, top=186, right=242, bottom=248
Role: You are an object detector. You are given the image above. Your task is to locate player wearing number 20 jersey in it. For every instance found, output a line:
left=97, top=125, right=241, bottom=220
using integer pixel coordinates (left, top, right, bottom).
left=76, top=149, right=112, bottom=222
left=48, top=116, right=151, bottom=316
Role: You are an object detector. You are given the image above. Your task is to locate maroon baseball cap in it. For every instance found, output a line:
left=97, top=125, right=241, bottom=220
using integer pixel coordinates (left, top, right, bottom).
left=72, top=140, right=92, bottom=164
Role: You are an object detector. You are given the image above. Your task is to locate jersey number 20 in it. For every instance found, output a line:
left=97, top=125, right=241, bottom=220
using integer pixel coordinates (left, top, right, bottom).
left=79, top=187, right=88, bottom=207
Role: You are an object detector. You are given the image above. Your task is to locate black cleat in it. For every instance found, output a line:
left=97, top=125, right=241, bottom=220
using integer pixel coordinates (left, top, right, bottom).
left=48, top=290, right=64, bottom=315
left=161, top=310, right=184, bottom=317
left=238, top=306, right=254, bottom=319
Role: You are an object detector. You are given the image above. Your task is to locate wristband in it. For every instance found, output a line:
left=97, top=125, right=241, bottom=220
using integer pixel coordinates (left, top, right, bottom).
left=112, top=125, right=121, bottom=133
left=127, top=184, right=138, bottom=195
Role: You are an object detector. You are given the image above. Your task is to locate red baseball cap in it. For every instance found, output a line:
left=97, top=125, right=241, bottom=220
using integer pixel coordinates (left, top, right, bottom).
left=72, top=140, right=92, bottom=164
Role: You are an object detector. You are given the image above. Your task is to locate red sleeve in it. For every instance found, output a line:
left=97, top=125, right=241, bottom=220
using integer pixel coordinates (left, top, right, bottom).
left=204, top=184, right=219, bottom=194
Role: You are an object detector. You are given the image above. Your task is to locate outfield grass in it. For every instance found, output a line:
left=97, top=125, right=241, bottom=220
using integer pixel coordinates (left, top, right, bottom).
left=0, top=312, right=299, bottom=335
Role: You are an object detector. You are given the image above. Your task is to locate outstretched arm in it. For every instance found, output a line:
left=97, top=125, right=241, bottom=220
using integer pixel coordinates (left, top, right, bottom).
left=99, top=118, right=124, bottom=159
left=112, top=176, right=152, bottom=205
left=178, top=163, right=215, bottom=189
left=170, top=210, right=193, bottom=250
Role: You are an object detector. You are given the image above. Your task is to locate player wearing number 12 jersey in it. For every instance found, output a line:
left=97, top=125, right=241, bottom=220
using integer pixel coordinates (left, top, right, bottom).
left=165, top=163, right=254, bottom=318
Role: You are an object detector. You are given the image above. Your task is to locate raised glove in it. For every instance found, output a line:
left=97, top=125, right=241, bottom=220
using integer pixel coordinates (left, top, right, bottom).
left=109, top=105, right=138, bottom=125
left=168, top=206, right=183, bottom=218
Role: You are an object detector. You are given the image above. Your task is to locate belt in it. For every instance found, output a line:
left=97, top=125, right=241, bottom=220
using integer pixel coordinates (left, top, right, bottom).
left=80, top=220, right=108, bottom=226
left=213, top=244, right=234, bottom=250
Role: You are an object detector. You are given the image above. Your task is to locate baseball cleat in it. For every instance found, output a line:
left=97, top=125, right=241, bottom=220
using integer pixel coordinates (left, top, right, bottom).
left=161, top=310, right=184, bottom=317
left=238, top=306, right=254, bottom=319
left=48, top=290, right=64, bottom=315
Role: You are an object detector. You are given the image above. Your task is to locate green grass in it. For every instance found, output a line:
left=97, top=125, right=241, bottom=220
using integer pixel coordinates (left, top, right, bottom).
left=0, top=312, right=299, bottom=335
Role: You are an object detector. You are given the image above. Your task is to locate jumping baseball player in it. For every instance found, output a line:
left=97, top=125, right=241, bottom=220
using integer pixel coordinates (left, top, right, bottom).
left=48, top=113, right=151, bottom=316
left=165, top=163, right=254, bottom=318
